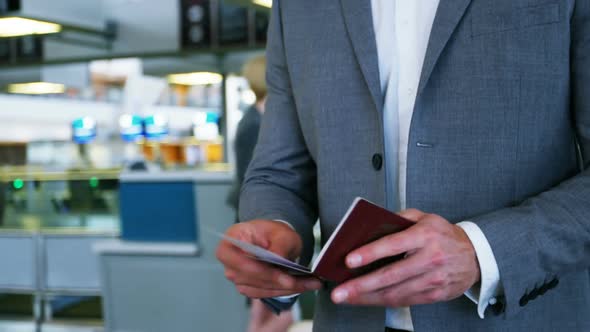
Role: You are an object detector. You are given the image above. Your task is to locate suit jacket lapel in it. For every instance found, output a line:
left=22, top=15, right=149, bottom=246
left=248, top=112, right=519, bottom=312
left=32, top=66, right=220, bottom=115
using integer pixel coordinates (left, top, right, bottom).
left=418, top=0, right=473, bottom=94
left=339, top=0, right=383, bottom=113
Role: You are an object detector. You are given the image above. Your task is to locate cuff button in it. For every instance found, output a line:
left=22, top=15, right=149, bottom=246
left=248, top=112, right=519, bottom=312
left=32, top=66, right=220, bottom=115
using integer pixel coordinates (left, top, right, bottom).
left=490, top=298, right=505, bottom=315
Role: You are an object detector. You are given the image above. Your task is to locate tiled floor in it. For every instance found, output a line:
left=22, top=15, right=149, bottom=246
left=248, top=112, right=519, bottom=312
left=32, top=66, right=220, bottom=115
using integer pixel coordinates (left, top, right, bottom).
left=0, top=321, right=103, bottom=332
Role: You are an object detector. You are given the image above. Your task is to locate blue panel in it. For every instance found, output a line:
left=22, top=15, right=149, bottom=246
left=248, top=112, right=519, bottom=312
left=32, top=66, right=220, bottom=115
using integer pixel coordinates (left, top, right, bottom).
left=119, top=182, right=197, bottom=242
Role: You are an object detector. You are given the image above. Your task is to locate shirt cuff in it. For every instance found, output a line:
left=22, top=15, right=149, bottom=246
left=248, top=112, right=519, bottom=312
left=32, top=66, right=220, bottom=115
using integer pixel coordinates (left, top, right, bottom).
left=274, top=293, right=300, bottom=302
left=273, top=219, right=296, bottom=231
left=261, top=296, right=298, bottom=315
left=267, top=222, right=298, bottom=312
left=457, top=221, right=502, bottom=319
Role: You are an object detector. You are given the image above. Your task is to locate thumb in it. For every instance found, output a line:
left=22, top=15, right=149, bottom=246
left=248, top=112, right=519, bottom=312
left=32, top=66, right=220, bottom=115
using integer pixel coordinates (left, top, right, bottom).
left=233, top=225, right=271, bottom=249
left=267, top=230, right=301, bottom=260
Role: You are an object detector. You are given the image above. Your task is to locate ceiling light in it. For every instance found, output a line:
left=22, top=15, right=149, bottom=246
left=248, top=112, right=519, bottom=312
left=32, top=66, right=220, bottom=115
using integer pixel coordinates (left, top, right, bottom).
left=167, top=72, right=223, bottom=86
left=8, top=82, right=66, bottom=94
left=0, top=17, right=62, bottom=38
left=253, top=0, right=272, bottom=8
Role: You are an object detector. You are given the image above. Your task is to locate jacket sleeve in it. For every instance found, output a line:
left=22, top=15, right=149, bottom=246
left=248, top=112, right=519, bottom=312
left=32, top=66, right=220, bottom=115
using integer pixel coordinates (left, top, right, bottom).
left=238, top=0, right=318, bottom=265
left=473, top=1, right=590, bottom=318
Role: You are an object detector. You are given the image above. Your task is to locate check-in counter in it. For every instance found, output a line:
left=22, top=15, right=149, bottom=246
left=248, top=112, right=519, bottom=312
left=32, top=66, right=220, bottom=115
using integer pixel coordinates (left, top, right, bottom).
left=0, top=168, right=121, bottom=325
left=117, top=170, right=233, bottom=244
left=95, top=169, right=248, bottom=332
left=0, top=166, right=245, bottom=330
left=0, top=230, right=115, bottom=326
left=0, top=169, right=120, bottom=291
left=117, top=169, right=237, bottom=258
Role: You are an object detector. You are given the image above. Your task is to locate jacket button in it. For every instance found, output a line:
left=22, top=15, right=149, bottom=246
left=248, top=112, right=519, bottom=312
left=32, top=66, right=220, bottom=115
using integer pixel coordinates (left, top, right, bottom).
left=372, top=153, right=383, bottom=171
left=490, top=298, right=505, bottom=316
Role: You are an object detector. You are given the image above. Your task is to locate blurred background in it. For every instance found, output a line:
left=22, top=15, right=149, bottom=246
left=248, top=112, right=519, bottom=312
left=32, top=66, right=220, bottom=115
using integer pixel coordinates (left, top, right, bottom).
left=0, top=1, right=319, bottom=331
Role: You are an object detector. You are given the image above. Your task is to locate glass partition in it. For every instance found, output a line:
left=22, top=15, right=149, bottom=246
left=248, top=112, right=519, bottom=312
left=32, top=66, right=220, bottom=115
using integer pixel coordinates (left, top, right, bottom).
left=0, top=168, right=121, bottom=234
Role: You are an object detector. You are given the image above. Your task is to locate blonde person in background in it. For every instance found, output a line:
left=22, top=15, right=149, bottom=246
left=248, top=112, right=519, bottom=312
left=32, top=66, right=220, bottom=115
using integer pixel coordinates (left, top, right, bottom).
left=227, top=55, right=297, bottom=332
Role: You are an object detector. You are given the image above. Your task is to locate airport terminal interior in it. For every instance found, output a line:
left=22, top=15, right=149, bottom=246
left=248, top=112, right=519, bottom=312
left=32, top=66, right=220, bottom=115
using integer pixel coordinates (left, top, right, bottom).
left=0, top=0, right=308, bottom=331
left=4, top=0, right=580, bottom=331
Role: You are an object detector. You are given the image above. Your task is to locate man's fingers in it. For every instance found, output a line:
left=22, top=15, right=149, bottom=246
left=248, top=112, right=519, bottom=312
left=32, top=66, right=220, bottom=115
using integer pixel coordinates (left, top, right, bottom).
left=339, top=270, right=451, bottom=307
left=217, top=242, right=266, bottom=273
left=219, top=241, right=322, bottom=291
left=345, top=226, right=424, bottom=269
left=225, top=225, right=267, bottom=248
left=334, top=249, right=432, bottom=298
left=217, top=236, right=320, bottom=292
left=228, top=261, right=298, bottom=289
left=234, top=276, right=322, bottom=295
left=216, top=240, right=247, bottom=266
left=218, top=244, right=298, bottom=288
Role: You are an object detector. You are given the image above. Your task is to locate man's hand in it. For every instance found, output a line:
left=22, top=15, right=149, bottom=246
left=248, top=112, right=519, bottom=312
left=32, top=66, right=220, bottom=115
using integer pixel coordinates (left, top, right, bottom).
left=216, top=219, right=322, bottom=298
left=331, top=209, right=481, bottom=307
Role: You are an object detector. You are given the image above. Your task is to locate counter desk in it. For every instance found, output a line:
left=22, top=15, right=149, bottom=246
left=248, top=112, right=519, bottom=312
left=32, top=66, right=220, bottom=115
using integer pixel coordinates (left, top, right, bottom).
left=97, top=169, right=248, bottom=332
left=0, top=168, right=246, bottom=331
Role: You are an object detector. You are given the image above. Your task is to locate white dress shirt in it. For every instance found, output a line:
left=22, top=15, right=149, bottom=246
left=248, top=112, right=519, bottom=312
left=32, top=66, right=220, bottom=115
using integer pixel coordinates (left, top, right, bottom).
left=371, top=0, right=502, bottom=330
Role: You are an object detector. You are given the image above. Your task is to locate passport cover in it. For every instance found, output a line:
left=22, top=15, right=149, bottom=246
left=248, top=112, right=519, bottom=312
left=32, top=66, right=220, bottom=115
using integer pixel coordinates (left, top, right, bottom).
left=310, top=197, right=415, bottom=282
left=221, top=197, right=415, bottom=283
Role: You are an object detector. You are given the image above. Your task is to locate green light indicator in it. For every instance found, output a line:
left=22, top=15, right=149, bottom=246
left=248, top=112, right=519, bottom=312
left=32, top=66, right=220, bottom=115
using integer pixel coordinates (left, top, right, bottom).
left=89, top=177, right=99, bottom=188
left=13, top=178, right=24, bottom=190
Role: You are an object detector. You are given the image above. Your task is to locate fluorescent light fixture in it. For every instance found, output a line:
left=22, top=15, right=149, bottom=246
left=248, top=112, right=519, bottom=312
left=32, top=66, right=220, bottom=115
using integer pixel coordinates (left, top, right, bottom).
left=167, top=72, right=223, bottom=86
left=0, top=17, right=62, bottom=38
left=8, top=82, right=66, bottom=94
left=253, top=0, right=272, bottom=8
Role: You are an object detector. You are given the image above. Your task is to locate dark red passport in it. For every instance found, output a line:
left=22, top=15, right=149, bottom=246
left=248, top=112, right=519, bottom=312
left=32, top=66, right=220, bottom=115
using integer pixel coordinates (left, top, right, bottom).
left=223, top=197, right=415, bottom=283
left=310, top=197, right=415, bottom=282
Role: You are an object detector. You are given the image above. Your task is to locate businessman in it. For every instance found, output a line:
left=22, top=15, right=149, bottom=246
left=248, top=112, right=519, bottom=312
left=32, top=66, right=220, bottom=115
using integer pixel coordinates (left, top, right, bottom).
left=217, top=1, right=590, bottom=331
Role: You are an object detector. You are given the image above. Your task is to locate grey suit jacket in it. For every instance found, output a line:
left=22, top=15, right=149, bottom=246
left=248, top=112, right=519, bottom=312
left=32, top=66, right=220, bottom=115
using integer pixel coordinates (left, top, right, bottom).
left=239, top=0, right=590, bottom=331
